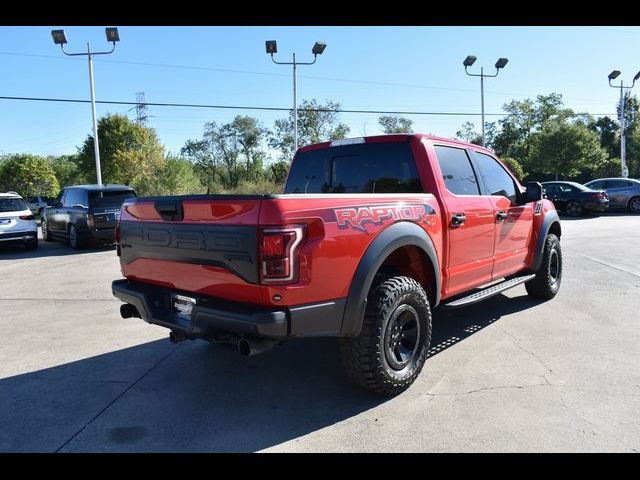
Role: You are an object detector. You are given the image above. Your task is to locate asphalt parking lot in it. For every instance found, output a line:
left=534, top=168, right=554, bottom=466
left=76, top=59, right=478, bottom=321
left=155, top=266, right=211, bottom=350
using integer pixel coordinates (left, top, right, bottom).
left=1, top=213, right=639, bottom=452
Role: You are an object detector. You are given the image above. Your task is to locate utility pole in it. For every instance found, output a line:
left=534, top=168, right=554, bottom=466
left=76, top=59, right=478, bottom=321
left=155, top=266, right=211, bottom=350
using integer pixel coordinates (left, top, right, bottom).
left=608, top=69, right=640, bottom=178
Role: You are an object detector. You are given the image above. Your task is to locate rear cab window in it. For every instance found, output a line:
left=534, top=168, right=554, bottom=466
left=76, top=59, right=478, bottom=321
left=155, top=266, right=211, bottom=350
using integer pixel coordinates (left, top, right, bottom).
left=284, top=141, right=423, bottom=194
left=90, top=190, right=137, bottom=208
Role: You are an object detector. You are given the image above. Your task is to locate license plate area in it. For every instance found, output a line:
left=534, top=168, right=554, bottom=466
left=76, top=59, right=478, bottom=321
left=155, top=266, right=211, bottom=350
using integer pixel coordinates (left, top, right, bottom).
left=171, top=294, right=196, bottom=320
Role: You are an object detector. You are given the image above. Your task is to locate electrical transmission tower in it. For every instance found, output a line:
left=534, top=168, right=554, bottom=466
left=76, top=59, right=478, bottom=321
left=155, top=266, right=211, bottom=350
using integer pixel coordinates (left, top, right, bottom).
left=134, top=91, right=148, bottom=125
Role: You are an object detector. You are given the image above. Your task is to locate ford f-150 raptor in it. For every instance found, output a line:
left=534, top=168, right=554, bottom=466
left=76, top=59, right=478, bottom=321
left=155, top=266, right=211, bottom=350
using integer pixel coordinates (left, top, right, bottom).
left=112, top=134, right=562, bottom=395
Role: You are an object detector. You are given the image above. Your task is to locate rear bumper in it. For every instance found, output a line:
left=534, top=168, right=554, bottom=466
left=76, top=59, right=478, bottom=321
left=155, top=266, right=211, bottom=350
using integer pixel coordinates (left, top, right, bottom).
left=111, top=279, right=345, bottom=340
left=0, top=230, right=37, bottom=243
left=583, top=200, right=609, bottom=212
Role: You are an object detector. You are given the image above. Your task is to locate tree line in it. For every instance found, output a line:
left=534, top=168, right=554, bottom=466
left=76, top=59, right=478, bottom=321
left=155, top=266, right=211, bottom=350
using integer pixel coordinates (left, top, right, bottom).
left=1, top=93, right=638, bottom=199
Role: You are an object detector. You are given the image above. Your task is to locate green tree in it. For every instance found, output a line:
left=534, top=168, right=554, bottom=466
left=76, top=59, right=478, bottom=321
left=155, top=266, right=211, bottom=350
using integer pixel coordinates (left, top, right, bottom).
left=182, top=115, right=269, bottom=190
left=49, top=154, right=87, bottom=187
left=588, top=116, right=619, bottom=158
left=77, top=114, right=165, bottom=192
left=528, top=121, right=608, bottom=180
left=617, top=92, right=640, bottom=136
left=500, top=156, right=526, bottom=182
left=268, top=160, right=290, bottom=185
left=0, top=154, right=60, bottom=198
left=137, top=154, right=204, bottom=195
left=378, top=115, right=414, bottom=134
left=269, top=99, right=350, bottom=161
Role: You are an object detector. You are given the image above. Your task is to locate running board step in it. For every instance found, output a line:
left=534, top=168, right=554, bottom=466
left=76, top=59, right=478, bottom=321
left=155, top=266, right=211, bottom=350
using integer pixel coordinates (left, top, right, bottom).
left=442, top=274, right=536, bottom=309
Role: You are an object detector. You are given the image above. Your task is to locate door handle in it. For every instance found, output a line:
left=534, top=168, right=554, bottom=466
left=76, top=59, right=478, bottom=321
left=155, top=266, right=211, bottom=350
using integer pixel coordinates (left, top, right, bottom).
left=496, top=211, right=508, bottom=221
left=451, top=213, right=466, bottom=226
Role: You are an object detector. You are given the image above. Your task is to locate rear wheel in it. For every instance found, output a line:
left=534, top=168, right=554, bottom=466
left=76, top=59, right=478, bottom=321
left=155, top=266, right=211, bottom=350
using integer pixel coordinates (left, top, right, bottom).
left=564, top=201, right=583, bottom=217
left=526, top=234, right=562, bottom=299
left=628, top=196, right=640, bottom=213
left=339, top=276, right=432, bottom=396
left=41, top=218, right=53, bottom=242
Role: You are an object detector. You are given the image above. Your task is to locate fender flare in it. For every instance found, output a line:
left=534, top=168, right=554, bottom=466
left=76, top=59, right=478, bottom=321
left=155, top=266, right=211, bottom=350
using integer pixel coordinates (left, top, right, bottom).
left=532, top=210, right=561, bottom=272
left=339, top=221, right=441, bottom=337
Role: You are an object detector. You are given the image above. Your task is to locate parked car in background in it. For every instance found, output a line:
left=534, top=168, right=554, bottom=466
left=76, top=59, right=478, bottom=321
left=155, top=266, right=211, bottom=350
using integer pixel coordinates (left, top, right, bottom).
left=26, top=195, right=51, bottom=216
left=41, top=184, right=137, bottom=249
left=584, top=178, right=640, bottom=213
left=0, top=192, right=38, bottom=250
left=542, top=181, right=609, bottom=217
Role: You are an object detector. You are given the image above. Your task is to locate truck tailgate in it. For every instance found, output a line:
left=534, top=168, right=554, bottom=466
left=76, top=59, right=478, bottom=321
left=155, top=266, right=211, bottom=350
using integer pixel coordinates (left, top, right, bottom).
left=118, top=195, right=265, bottom=303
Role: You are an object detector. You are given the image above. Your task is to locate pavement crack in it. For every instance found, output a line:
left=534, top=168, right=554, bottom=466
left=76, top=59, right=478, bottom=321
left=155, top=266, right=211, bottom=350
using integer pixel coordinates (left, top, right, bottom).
left=496, top=325, right=555, bottom=376
left=424, top=383, right=551, bottom=396
left=53, top=344, right=180, bottom=453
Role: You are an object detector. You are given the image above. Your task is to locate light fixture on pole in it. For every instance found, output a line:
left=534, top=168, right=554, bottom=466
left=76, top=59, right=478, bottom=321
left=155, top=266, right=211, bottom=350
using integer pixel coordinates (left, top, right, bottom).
left=463, top=55, right=509, bottom=147
left=266, top=40, right=327, bottom=158
left=608, top=69, right=640, bottom=178
left=51, top=27, right=120, bottom=185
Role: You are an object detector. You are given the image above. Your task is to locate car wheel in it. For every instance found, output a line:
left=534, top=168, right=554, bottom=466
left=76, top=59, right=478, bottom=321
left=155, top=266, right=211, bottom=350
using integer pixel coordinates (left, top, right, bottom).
left=68, top=225, right=82, bottom=250
left=628, top=196, right=640, bottom=213
left=526, top=234, right=562, bottom=300
left=564, top=201, right=583, bottom=217
left=338, top=276, right=432, bottom=396
left=41, top=218, right=53, bottom=242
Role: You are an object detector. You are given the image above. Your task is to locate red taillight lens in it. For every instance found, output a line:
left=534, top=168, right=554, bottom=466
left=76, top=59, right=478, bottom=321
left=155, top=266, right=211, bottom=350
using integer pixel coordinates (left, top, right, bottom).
left=19, top=214, right=35, bottom=220
left=260, top=226, right=305, bottom=284
left=115, top=222, right=121, bottom=256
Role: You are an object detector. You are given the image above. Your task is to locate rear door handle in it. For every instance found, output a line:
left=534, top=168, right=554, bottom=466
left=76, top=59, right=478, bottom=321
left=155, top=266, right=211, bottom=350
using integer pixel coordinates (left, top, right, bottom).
left=496, top=211, right=508, bottom=221
left=451, top=213, right=466, bottom=226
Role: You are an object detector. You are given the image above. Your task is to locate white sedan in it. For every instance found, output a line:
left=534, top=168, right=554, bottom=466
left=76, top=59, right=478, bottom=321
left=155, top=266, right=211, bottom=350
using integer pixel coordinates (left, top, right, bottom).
left=0, top=192, right=38, bottom=250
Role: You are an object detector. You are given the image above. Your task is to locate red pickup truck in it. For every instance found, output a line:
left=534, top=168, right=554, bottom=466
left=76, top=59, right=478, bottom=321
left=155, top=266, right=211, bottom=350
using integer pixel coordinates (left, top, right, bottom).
left=112, top=134, right=562, bottom=395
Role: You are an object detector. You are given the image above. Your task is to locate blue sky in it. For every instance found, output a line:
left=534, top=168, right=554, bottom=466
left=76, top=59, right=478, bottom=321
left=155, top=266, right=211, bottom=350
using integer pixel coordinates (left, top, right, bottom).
left=0, top=26, right=639, bottom=158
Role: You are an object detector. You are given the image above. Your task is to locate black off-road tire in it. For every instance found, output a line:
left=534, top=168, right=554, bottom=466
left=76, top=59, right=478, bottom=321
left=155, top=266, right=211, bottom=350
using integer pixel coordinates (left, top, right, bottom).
left=525, top=234, right=562, bottom=299
left=338, top=276, right=432, bottom=396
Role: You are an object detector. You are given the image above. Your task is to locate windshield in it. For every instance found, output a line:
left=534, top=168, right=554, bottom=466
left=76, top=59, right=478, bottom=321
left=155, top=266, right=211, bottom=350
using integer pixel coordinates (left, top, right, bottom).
left=0, top=197, right=28, bottom=212
left=89, top=190, right=137, bottom=208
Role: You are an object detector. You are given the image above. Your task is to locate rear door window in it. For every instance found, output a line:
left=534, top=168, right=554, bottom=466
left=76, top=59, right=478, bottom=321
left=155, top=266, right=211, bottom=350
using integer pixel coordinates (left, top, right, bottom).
left=433, top=145, right=480, bottom=196
left=284, top=141, right=423, bottom=194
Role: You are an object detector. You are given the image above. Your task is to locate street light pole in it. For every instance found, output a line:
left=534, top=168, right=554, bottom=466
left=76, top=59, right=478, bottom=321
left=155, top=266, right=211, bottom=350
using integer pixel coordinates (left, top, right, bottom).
left=463, top=56, right=509, bottom=147
left=608, top=69, right=640, bottom=178
left=51, top=28, right=120, bottom=185
left=266, top=40, right=327, bottom=157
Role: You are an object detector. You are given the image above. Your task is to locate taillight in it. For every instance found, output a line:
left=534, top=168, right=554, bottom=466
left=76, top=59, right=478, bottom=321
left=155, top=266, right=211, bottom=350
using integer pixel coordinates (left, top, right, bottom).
left=115, top=222, right=121, bottom=257
left=19, top=214, right=35, bottom=220
left=259, top=225, right=305, bottom=284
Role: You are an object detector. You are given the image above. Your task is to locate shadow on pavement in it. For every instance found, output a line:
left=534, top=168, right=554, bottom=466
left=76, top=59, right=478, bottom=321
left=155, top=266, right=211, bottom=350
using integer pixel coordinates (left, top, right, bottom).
left=0, top=291, right=544, bottom=452
left=0, top=237, right=116, bottom=260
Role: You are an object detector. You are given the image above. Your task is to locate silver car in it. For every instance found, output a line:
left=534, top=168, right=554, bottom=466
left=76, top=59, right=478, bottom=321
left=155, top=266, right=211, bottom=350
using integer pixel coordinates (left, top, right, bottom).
left=584, top=178, right=640, bottom=213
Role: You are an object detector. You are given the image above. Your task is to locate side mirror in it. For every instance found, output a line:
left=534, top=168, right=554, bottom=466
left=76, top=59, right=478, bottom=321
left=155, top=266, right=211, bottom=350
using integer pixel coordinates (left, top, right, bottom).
left=525, top=182, right=543, bottom=202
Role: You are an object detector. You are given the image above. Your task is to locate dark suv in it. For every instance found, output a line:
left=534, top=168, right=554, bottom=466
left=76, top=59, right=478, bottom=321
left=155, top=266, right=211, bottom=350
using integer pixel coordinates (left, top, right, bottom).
left=42, top=184, right=136, bottom=249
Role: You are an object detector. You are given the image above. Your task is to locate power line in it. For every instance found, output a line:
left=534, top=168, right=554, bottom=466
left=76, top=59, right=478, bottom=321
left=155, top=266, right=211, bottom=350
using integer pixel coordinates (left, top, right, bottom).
left=0, top=95, right=617, bottom=117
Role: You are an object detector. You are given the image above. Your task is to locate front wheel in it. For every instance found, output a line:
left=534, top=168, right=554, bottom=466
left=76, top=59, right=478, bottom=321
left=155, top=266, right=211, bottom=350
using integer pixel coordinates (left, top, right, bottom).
left=68, top=225, right=82, bottom=250
left=526, top=234, right=562, bottom=299
left=339, top=276, right=432, bottom=396
left=564, top=201, right=583, bottom=217
left=41, top=218, right=53, bottom=242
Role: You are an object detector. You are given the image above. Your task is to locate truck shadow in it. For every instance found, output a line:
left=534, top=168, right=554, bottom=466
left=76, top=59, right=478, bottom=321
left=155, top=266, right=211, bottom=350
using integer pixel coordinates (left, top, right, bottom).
left=0, top=237, right=116, bottom=260
left=0, top=293, right=542, bottom=452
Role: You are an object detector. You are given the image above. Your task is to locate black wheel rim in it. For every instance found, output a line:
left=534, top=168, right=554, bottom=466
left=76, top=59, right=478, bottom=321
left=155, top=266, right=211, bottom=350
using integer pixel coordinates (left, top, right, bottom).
left=566, top=202, right=581, bottom=217
left=549, top=249, right=559, bottom=283
left=384, top=304, right=421, bottom=371
left=631, top=198, right=640, bottom=212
